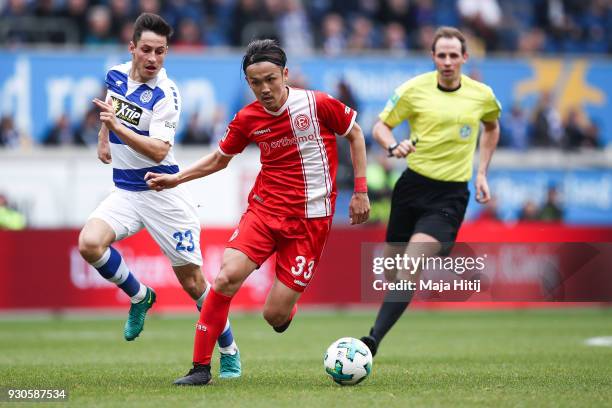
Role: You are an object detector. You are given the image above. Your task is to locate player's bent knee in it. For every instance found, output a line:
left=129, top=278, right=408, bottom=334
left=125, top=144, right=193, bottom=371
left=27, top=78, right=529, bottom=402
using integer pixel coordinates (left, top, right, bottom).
left=78, top=231, right=106, bottom=263
left=212, top=273, right=240, bottom=297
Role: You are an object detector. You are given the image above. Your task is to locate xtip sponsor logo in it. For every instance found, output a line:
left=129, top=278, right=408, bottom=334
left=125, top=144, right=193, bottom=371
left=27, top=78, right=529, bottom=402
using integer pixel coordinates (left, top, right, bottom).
left=294, top=114, right=310, bottom=131
left=111, top=96, right=142, bottom=126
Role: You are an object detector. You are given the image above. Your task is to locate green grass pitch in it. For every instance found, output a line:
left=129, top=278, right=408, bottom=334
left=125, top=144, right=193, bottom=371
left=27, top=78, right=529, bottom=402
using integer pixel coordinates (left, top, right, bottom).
left=1, top=308, right=611, bottom=407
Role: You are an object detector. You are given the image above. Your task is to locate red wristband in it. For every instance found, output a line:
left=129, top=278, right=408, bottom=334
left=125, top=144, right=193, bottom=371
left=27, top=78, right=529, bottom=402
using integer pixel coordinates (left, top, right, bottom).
left=354, top=177, right=367, bottom=193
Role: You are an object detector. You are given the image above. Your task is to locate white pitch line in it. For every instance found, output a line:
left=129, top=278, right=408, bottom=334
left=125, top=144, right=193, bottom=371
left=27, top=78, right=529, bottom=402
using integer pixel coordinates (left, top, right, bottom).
left=584, top=336, right=612, bottom=347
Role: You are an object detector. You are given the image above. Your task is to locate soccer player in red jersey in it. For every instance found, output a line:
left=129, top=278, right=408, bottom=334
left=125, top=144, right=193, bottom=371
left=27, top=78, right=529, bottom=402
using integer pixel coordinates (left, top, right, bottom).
left=145, top=39, right=370, bottom=385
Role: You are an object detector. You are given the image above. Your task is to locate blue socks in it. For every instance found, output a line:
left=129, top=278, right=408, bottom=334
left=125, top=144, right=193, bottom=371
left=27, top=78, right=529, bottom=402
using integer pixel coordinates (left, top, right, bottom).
left=91, top=246, right=146, bottom=302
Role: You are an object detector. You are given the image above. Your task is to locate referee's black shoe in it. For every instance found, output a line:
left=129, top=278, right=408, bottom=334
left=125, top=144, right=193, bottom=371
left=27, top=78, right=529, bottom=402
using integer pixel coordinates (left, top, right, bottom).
left=360, top=333, right=379, bottom=357
left=174, top=364, right=212, bottom=385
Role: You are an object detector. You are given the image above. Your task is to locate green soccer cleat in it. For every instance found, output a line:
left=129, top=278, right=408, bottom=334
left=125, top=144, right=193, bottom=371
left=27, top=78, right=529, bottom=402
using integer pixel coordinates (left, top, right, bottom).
left=124, top=287, right=156, bottom=341
left=219, top=349, right=242, bottom=378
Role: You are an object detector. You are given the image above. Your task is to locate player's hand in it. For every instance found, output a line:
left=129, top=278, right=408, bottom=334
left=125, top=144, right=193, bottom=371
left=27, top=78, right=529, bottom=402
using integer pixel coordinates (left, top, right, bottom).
left=349, top=192, right=370, bottom=225
left=475, top=173, right=491, bottom=204
left=92, top=98, right=119, bottom=132
left=97, top=140, right=112, bottom=164
left=145, top=172, right=180, bottom=191
left=391, top=139, right=416, bottom=158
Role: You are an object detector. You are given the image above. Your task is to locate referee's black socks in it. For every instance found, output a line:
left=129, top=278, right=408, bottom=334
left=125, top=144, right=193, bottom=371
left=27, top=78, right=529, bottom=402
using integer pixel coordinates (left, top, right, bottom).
left=369, top=288, right=414, bottom=349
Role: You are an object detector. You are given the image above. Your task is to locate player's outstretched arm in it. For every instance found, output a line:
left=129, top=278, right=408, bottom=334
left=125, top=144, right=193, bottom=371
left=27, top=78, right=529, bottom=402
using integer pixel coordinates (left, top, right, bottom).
left=92, top=98, right=170, bottom=163
left=345, top=122, right=370, bottom=225
left=475, top=119, right=500, bottom=204
left=145, top=150, right=232, bottom=191
left=372, top=120, right=415, bottom=158
left=97, top=123, right=112, bottom=164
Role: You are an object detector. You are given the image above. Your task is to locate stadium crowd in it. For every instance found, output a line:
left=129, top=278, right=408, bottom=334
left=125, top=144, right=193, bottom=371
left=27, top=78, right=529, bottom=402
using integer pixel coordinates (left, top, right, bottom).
left=1, top=0, right=611, bottom=54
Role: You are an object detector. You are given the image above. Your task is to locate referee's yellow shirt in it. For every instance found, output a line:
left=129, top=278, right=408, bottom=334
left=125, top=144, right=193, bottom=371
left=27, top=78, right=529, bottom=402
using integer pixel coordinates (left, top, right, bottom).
left=379, top=71, right=501, bottom=182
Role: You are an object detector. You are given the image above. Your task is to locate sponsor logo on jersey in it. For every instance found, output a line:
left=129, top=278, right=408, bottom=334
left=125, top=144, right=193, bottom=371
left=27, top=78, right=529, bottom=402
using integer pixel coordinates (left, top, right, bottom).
left=294, top=114, right=311, bottom=131
left=254, top=128, right=271, bottom=135
left=140, top=89, right=153, bottom=104
left=459, top=124, right=472, bottom=139
left=293, top=279, right=308, bottom=287
left=111, top=96, right=142, bottom=126
left=164, top=120, right=176, bottom=129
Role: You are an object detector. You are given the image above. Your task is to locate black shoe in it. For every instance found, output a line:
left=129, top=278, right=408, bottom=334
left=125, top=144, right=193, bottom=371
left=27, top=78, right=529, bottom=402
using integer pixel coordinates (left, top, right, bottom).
left=360, top=335, right=378, bottom=357
left=273, top=318, right=293, bottom=333
left=173, top=364, right=212, bottom=386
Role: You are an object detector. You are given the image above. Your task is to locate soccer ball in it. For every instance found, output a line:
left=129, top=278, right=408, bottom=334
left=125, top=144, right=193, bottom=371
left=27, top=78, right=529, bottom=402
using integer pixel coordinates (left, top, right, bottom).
left=323, top=337, right=372, bottom=385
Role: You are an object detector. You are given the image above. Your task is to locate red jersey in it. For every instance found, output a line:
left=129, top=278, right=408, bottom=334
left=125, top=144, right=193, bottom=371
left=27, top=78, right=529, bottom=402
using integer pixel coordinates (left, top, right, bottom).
left=218, top=87, right=357, bottom=218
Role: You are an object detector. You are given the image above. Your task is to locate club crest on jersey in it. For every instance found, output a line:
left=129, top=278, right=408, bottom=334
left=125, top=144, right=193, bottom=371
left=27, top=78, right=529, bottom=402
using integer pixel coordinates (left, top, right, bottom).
left=294, top=114, right=311, bottom=131
left=140, top=89, right=153, bottom=104
left=111, top=96, right=142, bottom=126
left=459, top=124, right=472, bottom=139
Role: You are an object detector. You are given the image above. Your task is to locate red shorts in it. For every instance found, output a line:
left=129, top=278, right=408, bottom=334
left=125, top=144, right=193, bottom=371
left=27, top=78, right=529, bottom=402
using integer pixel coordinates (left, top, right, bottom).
left=226, top=208, right=333, bottom=292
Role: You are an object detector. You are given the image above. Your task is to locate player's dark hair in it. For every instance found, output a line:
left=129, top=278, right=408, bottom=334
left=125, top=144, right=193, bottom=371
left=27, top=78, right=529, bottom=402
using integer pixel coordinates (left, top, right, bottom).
left=242, top=39, right=287, bottom=75
left=132, top=13, right=173, bottom=44
left=431, top=26, right=467, bottom=54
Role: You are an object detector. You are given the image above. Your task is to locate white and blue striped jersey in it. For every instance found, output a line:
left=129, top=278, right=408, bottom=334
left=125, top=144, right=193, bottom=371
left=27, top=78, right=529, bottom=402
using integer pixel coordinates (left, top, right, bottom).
left=105, top=62, right=181, bottom=191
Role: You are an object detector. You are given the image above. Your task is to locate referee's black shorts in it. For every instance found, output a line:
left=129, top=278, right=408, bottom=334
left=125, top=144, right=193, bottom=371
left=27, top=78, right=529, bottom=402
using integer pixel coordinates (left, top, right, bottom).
left=386, top=168, right=469, bottom=252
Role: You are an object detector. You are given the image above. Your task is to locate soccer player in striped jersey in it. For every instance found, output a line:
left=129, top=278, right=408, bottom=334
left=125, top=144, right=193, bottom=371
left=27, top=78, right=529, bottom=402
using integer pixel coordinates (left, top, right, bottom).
left=146, top=39, right=370, bottom=385
left=360, top=26, right=501, bottom=357
left=78, top=13, right=241, bottom=378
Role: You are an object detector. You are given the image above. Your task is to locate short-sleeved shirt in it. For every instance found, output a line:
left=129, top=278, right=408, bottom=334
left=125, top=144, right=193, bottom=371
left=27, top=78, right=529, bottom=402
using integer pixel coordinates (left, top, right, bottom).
left=219, top=87, right=356, bottom=218
left=105, top=62, right=181, bottom=191
left=379, top=71, right=501, bottom=182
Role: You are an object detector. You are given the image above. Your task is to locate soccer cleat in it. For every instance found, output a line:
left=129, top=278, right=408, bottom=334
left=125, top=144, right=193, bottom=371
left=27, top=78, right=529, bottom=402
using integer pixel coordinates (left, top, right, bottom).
left=219, top=349, right=242, bottom=378
left=124, top=287, right=156, bottom=341
left=174, top=364, right=212, bottom=386
left=360, top=334, right=378, bottom=357
left=273, top=318, right=293, bottom=333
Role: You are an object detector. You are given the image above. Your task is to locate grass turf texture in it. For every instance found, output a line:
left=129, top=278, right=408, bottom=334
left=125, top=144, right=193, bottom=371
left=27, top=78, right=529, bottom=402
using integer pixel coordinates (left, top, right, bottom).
left=1, top=309, right=611, bottom=407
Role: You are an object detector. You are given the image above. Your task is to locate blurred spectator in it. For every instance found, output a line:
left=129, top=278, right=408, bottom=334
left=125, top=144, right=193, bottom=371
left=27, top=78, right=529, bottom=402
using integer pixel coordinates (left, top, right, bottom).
left=0, top=193, right=26, bottom=230
left=383, top=22, right=408, bottom=52
left=319, top=13, right=347, bottom=56
left=75, top=108, right=100, bottom=146
left=139, top=0, right=161, bottom=15
left=538, top=185, right=564, bottom=222
left=109, top=0, right=133, bottom=39
left=475, top=196, right=501, bottom=221
left=563, top=108, right=602, bottom=150
left=518, top=200, right=540, bottom=221
left=531, top=92, right=563, bottom=147
left=0, top=115, right=21, bottom=148
left=278, top=0, right=314, bottom=54
left=181, top=112, right=212, bottom=145
left=174, top=17, right=205, bottom=50
left=84, top=5, right=117, bottom=46
left=457, top=0, right=502, bottom=50
left=57, top=0, right=89, bottom=43
left=347, top=15, right=378, bottom=51
left=44, top=114, right=77, bottom=146
left=501, top=104, right=530, bottom=150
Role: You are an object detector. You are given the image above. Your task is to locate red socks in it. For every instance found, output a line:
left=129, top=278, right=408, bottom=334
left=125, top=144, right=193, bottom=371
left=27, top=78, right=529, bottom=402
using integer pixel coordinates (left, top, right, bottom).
left=193, top=288, right=233, bottom=366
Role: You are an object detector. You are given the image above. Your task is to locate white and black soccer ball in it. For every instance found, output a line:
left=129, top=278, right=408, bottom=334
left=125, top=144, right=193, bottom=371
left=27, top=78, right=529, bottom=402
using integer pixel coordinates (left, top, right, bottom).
left=323, top=337, right=372, bottom=385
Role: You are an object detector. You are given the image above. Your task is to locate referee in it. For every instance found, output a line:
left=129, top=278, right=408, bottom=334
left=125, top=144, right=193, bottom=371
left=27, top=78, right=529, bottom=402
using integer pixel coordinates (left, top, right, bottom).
left=360, top=27, right=501, bottom=356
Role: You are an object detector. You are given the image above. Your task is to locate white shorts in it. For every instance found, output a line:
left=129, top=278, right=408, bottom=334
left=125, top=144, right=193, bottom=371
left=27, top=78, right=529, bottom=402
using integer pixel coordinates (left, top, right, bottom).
left=89, top=186, right=203, bottom=267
